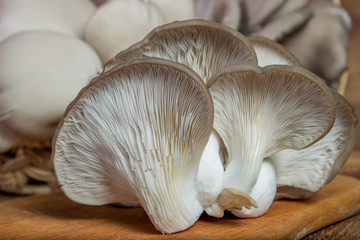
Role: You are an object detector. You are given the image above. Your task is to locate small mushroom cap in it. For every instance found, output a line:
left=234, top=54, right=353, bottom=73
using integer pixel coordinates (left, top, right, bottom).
left=0, top=0, right=95, bottom=41
left=84, top=0, right=166, bottom=63
left=249, top=36, right=301, bottom=66
left=272, top=90, right=358, bottom=199
left=207, top=63, right=335, bottom=212
left=0, top=30, right=102, bottom=143
left=53, top=58, right=214, bottom=234
left=104, top=19, right=258, bottom=83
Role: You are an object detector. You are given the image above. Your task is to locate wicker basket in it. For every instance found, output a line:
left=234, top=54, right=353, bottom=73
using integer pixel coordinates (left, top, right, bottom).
left=0, top=141, right=57, bottom=195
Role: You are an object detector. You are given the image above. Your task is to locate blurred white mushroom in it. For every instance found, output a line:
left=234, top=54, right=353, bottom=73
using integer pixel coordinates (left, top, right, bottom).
left=0, top=0, right=96, bottom=41
left=0, top=31, right=102, bottom=153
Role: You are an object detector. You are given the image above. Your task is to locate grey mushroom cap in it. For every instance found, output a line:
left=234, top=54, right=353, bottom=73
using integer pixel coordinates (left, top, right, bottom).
left=53, top=58, right=214, bottom=234
left=104, top=19, right=258, bottom=84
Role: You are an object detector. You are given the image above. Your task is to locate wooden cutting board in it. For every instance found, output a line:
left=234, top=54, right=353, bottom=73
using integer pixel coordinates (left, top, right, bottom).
left=0, top=175, right=360, bottom=240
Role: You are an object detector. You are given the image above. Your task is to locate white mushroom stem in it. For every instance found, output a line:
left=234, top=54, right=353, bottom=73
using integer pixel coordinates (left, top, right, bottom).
left=196, top=132, right=224, bottom=210
left=223, top=125, right=271, bottom=194
left=230, top=160, right=277, bottom=218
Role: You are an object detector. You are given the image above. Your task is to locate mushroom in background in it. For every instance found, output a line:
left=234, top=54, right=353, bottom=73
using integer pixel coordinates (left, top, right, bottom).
left=280, top=1, right=352, bottom=89
left=249, top=0, right=351, bottom=90
left=0, top=0, right=96, bottom=42
left=0, top=30, right=102, bottom=193
left=84, top=0, right=166, bottom=63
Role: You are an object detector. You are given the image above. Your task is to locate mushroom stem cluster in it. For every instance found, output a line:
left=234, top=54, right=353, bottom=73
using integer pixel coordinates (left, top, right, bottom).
left=53, top=20, right=358, bottom=234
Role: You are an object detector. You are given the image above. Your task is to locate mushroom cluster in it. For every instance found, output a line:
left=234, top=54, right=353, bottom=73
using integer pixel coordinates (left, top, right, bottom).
left=53, top=20, right=358, bottom=234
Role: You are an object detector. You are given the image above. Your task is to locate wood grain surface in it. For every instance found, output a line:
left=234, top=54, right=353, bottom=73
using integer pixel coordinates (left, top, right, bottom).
left=0, top=175, right=359, bottom=240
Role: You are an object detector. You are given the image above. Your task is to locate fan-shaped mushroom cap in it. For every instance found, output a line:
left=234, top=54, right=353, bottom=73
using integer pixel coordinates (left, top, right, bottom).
left=249, top=36, right=300, bottom=66
left=0, top=31, right=102, bottom=150
left=0, top=0, right=95, bottom=41
left=207, top=63, right=335, bottom=216
left=104, top=19, right=257, bottom=83
left=53, top=58, right=214, bottom=234
left=272, top=90, right=358, bottom=200
left=84, top=0, right=166, bottom=63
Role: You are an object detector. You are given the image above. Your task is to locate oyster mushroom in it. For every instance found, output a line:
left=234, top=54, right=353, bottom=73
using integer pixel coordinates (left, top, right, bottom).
left=272, top=90, right=358, bottom=200
left=84, top=0, right=166, bottom=63
left=280, top=1, right=352, bottom=87
left=0, top=0, right=96, bottom=42
left=105, top=19, right=258, bottom=83
left=0, top=30, right=102, bottom=152
left=53, top=58, right=215, bottom=234
left=207, top=63, right=335, bottom=217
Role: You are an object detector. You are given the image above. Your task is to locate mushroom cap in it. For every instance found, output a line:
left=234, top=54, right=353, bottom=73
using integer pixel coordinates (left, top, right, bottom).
left=0, top=0, right=95, bottom=41
left=0, top=30, right=102, bottom=144
left=104, top=19, right=258, bottom=83
left=84, top=0, right=166, bottom=63
left=272, top=90, right=358, bottom=199
left=207, top=63, right=335, bottom=212
left=53, top=58, right=214, bottom=234
left=249, top=36, right=301, bottom=66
